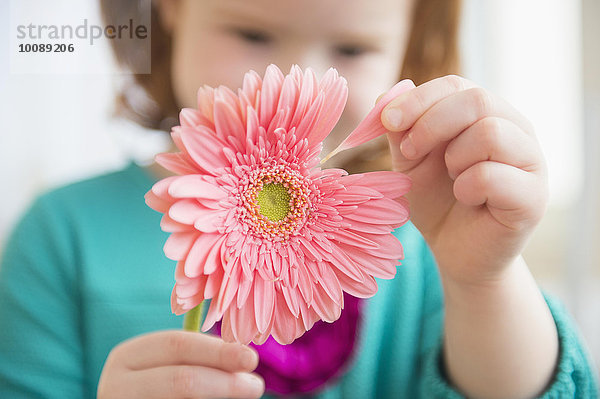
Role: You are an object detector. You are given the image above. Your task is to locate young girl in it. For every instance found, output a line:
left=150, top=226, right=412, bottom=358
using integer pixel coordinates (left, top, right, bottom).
left=0, top=0, right=597, bottom=398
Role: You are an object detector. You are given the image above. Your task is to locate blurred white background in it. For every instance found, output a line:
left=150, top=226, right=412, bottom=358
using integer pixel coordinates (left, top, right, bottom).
left=1, top=0, right=599, bottom=371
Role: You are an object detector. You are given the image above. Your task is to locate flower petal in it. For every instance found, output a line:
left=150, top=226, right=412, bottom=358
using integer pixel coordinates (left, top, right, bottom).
left=289, top=67, right=317, bottom=128
left=228, top=284, right=259, bottom=344
left=332, top=267, right=378, bottom=298
left=179, top=126, right=230, bottom=173
left=362, top=233, right=405, bottom=260
left=168, top=199, right=206, bottom=225
left=331, top=229, right=379, bottom=250
left=184, top=233, right=222, bottom=278
left=271, top=290, right=301, bottom=344
left=180, top=108, right=212, bottom=129
left=337, top=243, right=398, bottom=279
left=214, top=95, right=246, bottom=145
left=168, top=175, right=228, bottom=200
left=204, top=264, right=224, bottom=299
left=144, top=190, right=171, bottom=214
left=164, top=231, right=198, bottom=261
left=307, top=68, right=348, bottom=146
left=259, top=64, right=285, bottom=127
left=280, top=283, right=301, bottom=317
left=343, top=197, right=409, bottom=226
left=160, top=214, right=191, bottom=233
left=196, top=85, right=215, bottom=125
left=341, top=171, right=412, bottom=199
left=155, top=152, right=198, bottom=175
left=310, top=283, right=342, bottom=323
left=315, top=262, right=343, bottom=306
left=253, top=278, right=275, bottom=334
left=323, top=79, right=415, bottom=161
left=215, top=258, right=242, bottom=314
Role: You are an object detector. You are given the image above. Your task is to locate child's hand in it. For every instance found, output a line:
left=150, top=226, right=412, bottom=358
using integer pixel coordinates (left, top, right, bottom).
left=97, top=330, right=264, bottom=399
left=382, top=76, right=558, bottom=397
left=382, top=75, right=548, bottom=286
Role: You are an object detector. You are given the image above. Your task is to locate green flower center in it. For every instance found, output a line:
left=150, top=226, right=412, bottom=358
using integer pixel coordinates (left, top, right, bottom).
left=257, top=183, right=291, bottom=221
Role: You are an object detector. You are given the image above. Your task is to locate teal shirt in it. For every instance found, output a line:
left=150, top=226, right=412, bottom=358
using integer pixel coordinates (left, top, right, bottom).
left=0, top=162, right=597, bottom=398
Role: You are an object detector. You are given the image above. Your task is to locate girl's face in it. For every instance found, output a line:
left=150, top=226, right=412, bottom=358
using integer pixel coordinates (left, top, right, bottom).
left=159, top=0, right=413, bottom=156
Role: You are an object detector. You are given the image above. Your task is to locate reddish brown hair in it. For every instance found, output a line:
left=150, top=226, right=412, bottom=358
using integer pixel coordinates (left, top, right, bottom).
left=100, top=0, right=462, bottom=171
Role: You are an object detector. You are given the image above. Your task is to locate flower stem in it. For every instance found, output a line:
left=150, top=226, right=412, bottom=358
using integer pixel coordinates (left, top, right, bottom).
left=183, top=302, right=204, bottom=332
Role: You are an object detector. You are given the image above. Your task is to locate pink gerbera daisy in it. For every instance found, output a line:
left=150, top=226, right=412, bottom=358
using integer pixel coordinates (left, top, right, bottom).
left=145, top=65, right=413, bottom=345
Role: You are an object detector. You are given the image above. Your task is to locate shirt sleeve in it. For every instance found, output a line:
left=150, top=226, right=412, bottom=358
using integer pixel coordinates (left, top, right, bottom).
left=419, top=290, right=599, bottom=398
left=0, top=194, right=89, bottom=398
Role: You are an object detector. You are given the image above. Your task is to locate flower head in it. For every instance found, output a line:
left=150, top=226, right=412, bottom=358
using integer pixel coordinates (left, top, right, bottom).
left=145, top=65, right=412, bottom=344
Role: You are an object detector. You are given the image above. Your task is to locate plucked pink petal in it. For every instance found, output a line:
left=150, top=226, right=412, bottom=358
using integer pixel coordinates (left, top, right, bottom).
left=322, top=79, right=415, bottom=163
left=146, top=65, right=411, bottom=345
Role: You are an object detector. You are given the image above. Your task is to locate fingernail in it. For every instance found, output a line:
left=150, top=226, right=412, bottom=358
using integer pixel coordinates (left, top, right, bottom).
left=237, top=373, right=264, bottom=393
left=401, top=134, right=417, bottom=158
left=240, top=348, right=257, bottom=369
left=383, top=107, right=403, bottom=130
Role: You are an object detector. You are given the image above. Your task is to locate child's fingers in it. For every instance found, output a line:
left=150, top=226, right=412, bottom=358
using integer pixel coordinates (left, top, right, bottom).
left=444, top=117, right=545, bottom=180
left=124, top=366, right=264, bottom=399
left=453, top=161, right=548, bottom=229
left=381, top=75, right=477, bottom=132
left=397, top=87, right=535, bottom=160
left=111, top=330, right=259, bottom=373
